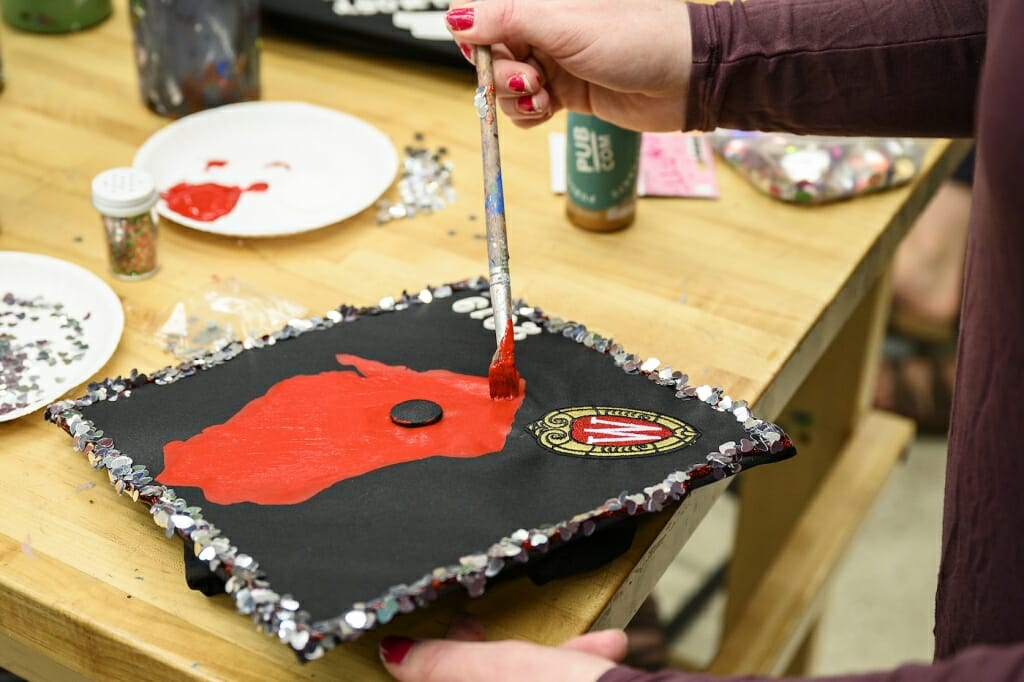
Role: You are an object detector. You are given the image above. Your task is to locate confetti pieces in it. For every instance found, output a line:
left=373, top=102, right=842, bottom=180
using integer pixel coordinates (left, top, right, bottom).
left=376, top=135, right=455, bottom=225
left=711, top=131, right=927, bottom=204
left=1, top=292, right=91, bottom=417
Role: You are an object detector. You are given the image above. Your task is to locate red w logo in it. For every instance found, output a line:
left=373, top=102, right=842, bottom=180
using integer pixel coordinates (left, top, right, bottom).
left=571, top=416, right=672, bottom=446
left=528, top=406, right=698, bottom=458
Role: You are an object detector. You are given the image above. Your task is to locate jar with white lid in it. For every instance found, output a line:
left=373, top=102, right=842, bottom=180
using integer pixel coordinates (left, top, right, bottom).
left=91, top=167, right=160, bottom=280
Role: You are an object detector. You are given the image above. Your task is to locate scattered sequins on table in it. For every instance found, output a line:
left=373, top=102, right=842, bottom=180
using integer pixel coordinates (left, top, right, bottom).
left=0, top=292, right=90, bottom=416
left=376, top=134, right=456, bottom=224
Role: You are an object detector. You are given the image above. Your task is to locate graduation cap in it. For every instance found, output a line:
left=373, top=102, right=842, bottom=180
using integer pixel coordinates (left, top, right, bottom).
left=46, top=278, right=795, bottom=662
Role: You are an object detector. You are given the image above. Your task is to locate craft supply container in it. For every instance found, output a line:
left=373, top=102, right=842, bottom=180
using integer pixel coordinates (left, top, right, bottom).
left=709, top=130, right=927, bottom=204
left=1, top=0, right=110, bottom=32
left=91, top=167, right=160, bottom=280
left=565, top=113, right=642, bottom=232
left=129, top=0, right=260, bottom=118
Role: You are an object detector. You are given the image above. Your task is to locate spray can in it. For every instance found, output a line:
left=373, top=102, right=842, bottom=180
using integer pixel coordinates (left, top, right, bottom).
left=565, top=113, right=641, bottom=232
left=1, top=0, right=111, bottom=32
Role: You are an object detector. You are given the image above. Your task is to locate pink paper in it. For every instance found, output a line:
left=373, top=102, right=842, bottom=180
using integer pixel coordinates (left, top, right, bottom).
left=639, top=133, right=719, bottom=198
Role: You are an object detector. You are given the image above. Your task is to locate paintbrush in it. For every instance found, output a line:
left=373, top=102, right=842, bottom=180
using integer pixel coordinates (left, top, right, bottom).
left=474, top=45, right=521, bottom=400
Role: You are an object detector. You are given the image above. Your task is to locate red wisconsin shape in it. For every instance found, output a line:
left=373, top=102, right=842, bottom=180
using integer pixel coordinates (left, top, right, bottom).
left=570, top=415, right=671, bottom=446
left=158, top=354, right=526, bottom=505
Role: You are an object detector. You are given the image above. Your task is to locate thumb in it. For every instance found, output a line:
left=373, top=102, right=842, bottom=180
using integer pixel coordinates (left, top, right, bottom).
left=380, top=636, right=618, bottom=682
left=559, top=629, right=629, bottom=662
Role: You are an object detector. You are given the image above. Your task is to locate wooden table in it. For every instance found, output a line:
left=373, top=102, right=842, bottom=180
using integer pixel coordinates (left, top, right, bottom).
left=0, top=4, right=969, bottom=680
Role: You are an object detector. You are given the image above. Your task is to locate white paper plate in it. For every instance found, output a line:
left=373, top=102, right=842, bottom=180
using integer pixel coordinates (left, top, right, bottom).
left=133, top=101, right=399, bottom=237
left=0, top=252, right=124, bottom=422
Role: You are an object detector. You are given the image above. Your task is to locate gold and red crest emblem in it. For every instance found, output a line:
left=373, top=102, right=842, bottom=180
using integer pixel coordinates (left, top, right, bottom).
left=527, top=406, right=699, bottom=458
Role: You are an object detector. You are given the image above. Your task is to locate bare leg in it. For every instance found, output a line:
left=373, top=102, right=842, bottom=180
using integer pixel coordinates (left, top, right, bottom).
left=890, top=182, right=972, bottom=338
left=874, top=180, right=971, bottom=431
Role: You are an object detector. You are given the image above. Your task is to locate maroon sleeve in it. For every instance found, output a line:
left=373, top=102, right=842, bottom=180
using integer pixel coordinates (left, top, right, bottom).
left=596, top=642, right=1024, bottom=682
left=685, top=0, right=986, bottom=136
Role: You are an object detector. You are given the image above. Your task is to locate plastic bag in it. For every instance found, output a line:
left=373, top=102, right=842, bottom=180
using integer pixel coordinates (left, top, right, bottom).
left=710, top=130, right=929, bottom=204
left=152, top=276, right=307, bottom=359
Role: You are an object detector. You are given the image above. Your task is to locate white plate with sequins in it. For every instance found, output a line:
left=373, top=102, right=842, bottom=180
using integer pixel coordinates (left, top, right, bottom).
left=0, top=252, right=124, bottom=422
left=133, top=101, right=399, bottom=238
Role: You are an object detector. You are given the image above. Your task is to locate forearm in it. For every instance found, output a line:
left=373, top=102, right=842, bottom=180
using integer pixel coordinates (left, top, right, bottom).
left=599, top=641, right=1024, bottom=682
left=686, top=0, right=986, bottom=136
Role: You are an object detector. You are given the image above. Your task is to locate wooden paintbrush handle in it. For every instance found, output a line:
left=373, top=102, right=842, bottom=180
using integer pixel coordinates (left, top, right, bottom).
left=474, top=45, right=514, bottom=347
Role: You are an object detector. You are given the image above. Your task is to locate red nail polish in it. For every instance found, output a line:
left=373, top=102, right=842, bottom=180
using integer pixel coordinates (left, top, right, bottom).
left=517, top=95, right=536, bottom=113
left=508, top=75, right=527, bottom=93
left=380, top=637, right=416, bottom=665
left=446, top=7, right=475, bottom=30
left=460, top=42, right=474, bottom=62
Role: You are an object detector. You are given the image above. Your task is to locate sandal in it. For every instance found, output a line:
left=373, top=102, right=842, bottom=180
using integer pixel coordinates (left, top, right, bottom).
left=889, top=306, right=959, bottom=346
left=623, top=596, right=668, bottom=670
left=875, top=332, right=957, bottom=436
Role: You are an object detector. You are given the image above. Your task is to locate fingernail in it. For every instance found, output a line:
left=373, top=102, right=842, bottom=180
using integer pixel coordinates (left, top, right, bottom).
left=446, top=7, right=475, bottom=30
left=516, top=95, right=537, bottom=113
left=508, top=74, right=528, bottom=93
left=459, top=42, right=474, bottom=62
left=380, top=636, right=416, bottom=665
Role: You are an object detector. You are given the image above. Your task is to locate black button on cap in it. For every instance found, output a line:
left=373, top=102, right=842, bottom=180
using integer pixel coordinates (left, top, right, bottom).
left=390, top=399, right=443, bottom=427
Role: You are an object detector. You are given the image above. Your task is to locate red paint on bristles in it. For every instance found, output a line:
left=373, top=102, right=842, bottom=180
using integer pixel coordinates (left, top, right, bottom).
left=489, top=319, right=521, bottom=400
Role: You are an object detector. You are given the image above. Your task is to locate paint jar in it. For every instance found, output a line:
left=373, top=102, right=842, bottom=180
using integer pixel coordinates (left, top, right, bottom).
left=129, top=0, right=260, bottom=118
left=91, top=168, right=160, bottom=280
left=565, top=113, right=642, bottom=232
left=1, top=0, right=110, bottom=32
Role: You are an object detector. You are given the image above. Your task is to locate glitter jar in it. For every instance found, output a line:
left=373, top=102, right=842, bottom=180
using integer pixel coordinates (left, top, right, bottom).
left=565, top=113, right=641, bottom=232
left=129, top=0, right=261, bottom=118
left=91, top=168, right=160, bottom=280
left=1, top=0, right=111, bottom=32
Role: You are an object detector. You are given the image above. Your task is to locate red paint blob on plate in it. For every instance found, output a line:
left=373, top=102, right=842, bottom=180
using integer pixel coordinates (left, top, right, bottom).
left=158, top=354, right=527, bottom=505
left=162, top=182, right=269, bottom=222
left=205, top=159, right=229, bottom=172
left=265, top=161, right=292, bottom=171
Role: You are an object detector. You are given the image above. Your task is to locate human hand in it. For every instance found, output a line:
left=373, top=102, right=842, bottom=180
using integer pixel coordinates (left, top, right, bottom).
left=379, top=613, right=628, bottom=682
left=445, top=0, right=692, bottom=131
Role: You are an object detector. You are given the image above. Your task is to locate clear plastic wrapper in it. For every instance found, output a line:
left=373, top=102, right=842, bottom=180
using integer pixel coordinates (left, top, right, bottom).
left=710, top=130, right=929, bottom=204
left=152, top=276, right=306, bottom=359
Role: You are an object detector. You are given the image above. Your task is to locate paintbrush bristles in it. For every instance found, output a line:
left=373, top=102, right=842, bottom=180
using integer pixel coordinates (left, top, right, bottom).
left=489, top=361, right=521, bottom=400
left=488, top=319, right=521, bottom=399
left=474, top=45, right=519, bottom=400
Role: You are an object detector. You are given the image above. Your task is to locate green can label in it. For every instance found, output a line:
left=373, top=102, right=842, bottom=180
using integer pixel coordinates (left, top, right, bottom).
left=566, top=114, right=641, bottom=212
left=2, top=0, right=111, bottom=32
